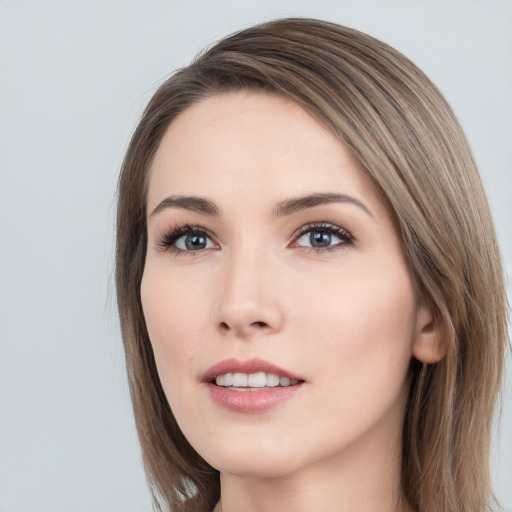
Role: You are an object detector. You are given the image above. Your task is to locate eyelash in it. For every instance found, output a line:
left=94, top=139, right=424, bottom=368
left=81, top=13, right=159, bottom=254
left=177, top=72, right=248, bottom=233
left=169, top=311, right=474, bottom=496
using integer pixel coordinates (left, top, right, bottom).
left=158, top=223, right=215, bottom=256
left=293, top=222, right=354, bottom=253
left=157, top=222, right=354, bottom=256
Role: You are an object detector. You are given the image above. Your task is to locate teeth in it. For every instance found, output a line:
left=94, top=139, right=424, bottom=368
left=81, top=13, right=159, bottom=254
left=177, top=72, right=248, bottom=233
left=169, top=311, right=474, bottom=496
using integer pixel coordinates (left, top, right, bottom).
left=279, top=376, right=291, bottom=386
left=215, top=373, right=233, bottom=386
left=266, top=373, right=280, bottom=387
left=248, top=372, right=266, bottom=387
left=232, top=373, right=248, bottom=387
left=215, top=372, right=300, bottom=388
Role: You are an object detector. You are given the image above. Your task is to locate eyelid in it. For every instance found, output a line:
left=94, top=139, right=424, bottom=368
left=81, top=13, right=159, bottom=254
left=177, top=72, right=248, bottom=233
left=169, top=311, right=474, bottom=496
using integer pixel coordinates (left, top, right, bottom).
left=157, top=223, right=219, bottom=255
left=290, top=222, right=354, bottom=249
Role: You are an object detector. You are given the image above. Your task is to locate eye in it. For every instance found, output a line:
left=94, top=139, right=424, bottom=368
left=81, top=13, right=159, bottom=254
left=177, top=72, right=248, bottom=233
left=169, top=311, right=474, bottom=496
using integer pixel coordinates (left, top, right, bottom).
left=176, top=232, right=215, bottom=251
left=294, top=223, right=353, bottom=251
left=159, top=224, right=218, bottom=254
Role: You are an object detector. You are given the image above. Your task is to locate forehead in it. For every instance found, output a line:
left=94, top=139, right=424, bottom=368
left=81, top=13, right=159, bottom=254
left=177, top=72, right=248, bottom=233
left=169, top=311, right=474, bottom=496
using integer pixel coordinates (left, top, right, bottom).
left=146, top=91, right=376, bottom=212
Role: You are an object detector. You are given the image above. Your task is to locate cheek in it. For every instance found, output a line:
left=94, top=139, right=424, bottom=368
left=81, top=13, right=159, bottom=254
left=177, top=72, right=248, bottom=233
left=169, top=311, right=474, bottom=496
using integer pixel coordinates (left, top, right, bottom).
left=284, top=259, right=417, bottom=452
left=297, top=257, right=417, bottom=385
left=140, top=266, right=206, bottom=392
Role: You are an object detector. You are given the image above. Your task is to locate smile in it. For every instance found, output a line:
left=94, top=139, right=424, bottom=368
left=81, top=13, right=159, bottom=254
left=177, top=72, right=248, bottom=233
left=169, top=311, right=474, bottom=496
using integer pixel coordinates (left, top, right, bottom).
left=203, top=358, right=305, bottom=412
left=215, top=372, right=300, bottom=389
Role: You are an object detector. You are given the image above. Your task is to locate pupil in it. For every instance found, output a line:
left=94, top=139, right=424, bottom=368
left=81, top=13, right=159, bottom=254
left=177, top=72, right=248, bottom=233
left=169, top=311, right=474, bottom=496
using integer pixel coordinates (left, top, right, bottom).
left=310, top=231, right=331, bottom=247
left=185, top=234, right=206, bottom=250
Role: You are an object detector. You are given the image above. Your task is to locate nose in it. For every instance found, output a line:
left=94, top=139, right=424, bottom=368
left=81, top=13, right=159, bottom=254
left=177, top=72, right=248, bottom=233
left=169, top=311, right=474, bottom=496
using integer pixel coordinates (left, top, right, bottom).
left=214, top=247, right=284, bottom=339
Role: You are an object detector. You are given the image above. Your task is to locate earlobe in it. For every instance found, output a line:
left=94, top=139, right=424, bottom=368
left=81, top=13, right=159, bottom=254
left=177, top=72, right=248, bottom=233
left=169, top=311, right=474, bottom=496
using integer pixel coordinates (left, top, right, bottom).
left=412, top=305, right=445, bottom=363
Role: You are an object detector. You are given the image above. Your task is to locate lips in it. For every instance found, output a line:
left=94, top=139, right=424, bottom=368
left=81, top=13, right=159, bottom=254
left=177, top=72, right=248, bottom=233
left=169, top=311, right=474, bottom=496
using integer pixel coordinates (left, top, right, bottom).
left=202, top=358, right=305, bottom=413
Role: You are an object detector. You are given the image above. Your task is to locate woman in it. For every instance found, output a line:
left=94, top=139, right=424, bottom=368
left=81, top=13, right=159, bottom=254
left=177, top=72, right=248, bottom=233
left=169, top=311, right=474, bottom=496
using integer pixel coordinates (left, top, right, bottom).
left=116, top=18, right=508, bottom=512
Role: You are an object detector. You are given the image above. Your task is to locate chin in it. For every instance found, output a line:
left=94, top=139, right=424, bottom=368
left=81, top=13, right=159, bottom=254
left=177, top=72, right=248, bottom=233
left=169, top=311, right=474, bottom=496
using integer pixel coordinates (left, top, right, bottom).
left=213, top=456, right=301, bottom=480
left=196, top=435, right=306, bottom=479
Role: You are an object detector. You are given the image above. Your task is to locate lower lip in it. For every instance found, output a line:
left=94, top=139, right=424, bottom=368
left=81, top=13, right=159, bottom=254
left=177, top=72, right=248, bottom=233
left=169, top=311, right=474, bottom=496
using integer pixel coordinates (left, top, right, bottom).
left=206, top=383, right=303, bottom=413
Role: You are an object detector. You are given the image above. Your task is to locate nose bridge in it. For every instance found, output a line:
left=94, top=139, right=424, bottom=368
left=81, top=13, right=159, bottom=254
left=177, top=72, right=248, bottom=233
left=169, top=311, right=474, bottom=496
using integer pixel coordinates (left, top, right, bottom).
left=215, top=238, right=283, bottom=337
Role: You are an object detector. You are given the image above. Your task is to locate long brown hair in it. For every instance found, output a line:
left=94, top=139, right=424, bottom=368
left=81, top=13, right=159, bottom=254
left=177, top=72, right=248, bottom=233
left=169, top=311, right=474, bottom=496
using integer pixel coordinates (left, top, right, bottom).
left=116, top=18, right=508, bottom=512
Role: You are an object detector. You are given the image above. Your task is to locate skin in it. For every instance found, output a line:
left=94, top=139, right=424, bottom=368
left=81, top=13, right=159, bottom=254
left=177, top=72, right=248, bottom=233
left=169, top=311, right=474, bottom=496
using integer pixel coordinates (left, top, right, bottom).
left=141, top=91, right=439, bottom=512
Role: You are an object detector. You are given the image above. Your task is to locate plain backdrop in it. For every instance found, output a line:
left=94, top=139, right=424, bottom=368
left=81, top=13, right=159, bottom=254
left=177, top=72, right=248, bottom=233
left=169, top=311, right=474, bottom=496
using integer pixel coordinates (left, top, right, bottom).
left=1, top=1, right=511, bottom=511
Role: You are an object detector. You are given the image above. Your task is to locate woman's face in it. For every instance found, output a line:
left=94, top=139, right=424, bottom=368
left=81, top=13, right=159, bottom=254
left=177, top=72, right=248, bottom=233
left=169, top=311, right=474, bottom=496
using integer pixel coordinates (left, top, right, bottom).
left=141, top=91, right=435, bottom=479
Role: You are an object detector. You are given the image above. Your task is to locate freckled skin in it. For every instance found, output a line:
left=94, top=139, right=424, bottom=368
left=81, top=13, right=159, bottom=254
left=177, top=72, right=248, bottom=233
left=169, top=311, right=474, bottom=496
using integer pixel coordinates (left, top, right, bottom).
left=141, top=92, right=435, bottom=512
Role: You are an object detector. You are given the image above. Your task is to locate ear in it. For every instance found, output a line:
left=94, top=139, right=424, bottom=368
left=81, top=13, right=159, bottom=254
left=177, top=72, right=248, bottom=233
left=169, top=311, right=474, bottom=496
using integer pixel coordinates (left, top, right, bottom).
left=412, top=304, right=445, bottom=363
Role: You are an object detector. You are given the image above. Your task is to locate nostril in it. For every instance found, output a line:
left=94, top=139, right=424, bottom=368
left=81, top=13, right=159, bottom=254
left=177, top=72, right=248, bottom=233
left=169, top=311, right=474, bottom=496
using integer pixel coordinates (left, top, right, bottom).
left=218, top=320, right=269, bottom=333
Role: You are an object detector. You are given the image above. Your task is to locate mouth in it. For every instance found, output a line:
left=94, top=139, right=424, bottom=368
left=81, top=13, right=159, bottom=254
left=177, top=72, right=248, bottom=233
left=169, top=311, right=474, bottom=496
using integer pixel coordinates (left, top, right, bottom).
left=213, top=371, right=301, bottom=390
left=203, top=358, right=305, bottom=412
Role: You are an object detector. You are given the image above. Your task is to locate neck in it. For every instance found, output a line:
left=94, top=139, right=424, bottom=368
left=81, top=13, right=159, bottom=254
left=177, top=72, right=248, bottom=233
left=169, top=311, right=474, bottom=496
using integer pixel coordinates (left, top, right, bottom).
left=216, top=423, right=410, bottom=512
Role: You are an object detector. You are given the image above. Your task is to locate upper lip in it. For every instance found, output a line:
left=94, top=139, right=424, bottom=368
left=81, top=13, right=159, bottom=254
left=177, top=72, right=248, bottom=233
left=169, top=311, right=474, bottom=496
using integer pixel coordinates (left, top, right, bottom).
left=202, top=358, right=304, bottom=383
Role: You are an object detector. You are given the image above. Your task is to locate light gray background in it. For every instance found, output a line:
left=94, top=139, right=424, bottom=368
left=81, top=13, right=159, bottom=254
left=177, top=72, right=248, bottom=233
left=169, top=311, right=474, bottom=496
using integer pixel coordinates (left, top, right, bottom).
left=1, top=1, right=510, bottom=511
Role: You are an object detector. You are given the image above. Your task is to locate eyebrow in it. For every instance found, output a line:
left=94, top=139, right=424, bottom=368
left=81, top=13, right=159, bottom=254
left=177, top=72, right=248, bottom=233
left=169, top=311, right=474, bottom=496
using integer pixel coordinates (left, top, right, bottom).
left=150, top=192, right=373, bottom=218
left=273, top=192, right=373, bottom=218
left=150, top=196, right=220, bottom=217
